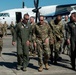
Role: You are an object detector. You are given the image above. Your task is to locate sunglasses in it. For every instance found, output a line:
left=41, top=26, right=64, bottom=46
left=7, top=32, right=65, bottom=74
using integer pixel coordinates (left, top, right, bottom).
left=25, top=18, right=29, bottom=20
left=40, top=20, right=43, bottom=21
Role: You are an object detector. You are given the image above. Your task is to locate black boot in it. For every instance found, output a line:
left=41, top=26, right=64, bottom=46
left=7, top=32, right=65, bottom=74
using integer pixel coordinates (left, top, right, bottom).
left=54, top=52, right=58, bottom=64
left=0, top=47, right=2, bottom=57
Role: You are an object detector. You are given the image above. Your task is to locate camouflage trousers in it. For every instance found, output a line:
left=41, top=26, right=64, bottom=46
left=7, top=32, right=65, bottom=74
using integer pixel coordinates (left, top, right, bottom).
left=3, top=28, right=7, bottom=36
left=29, top=41, right=36, bottom=54
left=54, top=41, right=61, bottom=62
left=36, top=39, right=51, bottom=66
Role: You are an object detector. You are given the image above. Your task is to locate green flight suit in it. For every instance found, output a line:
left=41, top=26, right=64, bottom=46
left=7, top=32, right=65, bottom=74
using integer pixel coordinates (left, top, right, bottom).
left=12, top=22, right=31, bottom=68
left=66, top=21, right=76, bottom=70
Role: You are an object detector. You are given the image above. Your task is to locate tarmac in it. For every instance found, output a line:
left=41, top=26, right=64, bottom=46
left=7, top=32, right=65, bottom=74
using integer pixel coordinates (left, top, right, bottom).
left=0, top=34, right=76, bottom=75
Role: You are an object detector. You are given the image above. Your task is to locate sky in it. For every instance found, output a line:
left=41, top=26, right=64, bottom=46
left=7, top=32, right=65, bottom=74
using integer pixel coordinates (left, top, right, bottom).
left=0, top=0, right=76, bottom=12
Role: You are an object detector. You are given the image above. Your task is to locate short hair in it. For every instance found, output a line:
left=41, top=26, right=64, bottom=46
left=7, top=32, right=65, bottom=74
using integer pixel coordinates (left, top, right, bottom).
left=30, top=16, right=35, bottom=19
left=40, top=15, right=44, bottom=18
left=39, top=15, right=44, bottom=20
left=23, top=13, right=29, bottom=18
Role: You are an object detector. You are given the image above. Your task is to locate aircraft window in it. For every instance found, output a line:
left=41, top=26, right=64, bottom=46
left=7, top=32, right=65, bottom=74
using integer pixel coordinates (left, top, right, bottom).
left=0, top=13, right=10, bottom=17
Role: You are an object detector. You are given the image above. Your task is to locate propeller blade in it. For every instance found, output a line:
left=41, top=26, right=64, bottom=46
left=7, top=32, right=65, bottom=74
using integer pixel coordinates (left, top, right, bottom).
left=33, top=0, right=40, bottom=23
left=35, top=12, right=38, bottom=23
left=34, top=0, right=39, bottom=8
left=37, top=0, right=39, bottom=8
left=35, top=11, right=40, bottom=23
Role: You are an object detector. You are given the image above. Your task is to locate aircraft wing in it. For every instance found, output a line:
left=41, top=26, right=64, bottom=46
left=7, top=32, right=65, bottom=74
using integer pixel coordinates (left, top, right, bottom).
left=45, top=3, right=76, bottom=17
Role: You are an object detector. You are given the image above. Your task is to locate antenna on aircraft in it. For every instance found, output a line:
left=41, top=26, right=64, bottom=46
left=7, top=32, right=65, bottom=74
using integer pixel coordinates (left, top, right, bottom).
left=32, top=0, right=41, bottom=23
left=22, top=1, right=25, bottom=8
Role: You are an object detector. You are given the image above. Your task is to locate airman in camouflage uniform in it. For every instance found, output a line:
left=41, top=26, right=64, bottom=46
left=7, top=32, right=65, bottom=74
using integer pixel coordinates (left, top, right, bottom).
left=29, top=16, right=37, bottom=56
left=10, top=21, right=15, bottom=35
left=12, top=13, right=32, bottom=71
left=34, top=15, right=53, bottom=72
left=3, top=21, right=8, bottom=36
left=0, top=22, right=3, bottom=56
left=49, top=15, right=64, bottom=64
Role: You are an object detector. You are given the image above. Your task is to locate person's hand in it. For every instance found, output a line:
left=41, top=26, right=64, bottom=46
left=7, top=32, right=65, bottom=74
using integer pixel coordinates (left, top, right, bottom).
left=12, top=42, right=16, bottom=46
left=45, top=38, right=49, bottom=44
left=26, top=40, right=30, bottom=46
left=67, top=39, right=70, bottom=44
left=34, top=42, right=36, bottom=47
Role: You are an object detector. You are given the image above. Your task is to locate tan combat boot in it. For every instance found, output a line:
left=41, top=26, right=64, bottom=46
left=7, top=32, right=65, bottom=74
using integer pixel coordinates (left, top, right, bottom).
left=33, top=53, right=36, bottom=57
left=38, top=66, right=43, bottom=72
left=45, top=63, right=49, bottom=70
left=29, top=52, right=32, bottom=56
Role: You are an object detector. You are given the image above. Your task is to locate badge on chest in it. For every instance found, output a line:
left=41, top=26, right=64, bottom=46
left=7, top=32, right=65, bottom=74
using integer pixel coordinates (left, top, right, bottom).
left=21, top=25, right=29, bottom=29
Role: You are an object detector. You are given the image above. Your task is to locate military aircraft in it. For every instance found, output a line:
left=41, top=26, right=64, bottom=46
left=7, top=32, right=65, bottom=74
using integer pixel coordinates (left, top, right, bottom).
left=0, top=0, right=76, bottom=26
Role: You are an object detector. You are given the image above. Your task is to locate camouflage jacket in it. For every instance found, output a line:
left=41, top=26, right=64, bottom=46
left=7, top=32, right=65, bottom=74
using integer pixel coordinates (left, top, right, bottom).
left=49, top=20, right=64, bottom=41
left=0, top=23, right=3, bottom=37
left=33, top=22, right=53, bottom=42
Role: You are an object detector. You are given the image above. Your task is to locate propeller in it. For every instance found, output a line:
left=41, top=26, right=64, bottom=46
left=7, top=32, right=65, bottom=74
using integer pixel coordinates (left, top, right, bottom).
left=32, top=0, right=41, bottom=23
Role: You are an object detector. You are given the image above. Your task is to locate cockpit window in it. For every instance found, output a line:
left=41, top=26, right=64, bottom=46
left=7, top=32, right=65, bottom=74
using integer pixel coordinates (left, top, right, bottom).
left=0, top=13, right=10, bottom=17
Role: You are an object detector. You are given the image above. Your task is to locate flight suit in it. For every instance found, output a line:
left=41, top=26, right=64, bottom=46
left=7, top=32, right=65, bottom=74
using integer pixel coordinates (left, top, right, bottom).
left=50, top=20, right=64, bottom=63
left=0, top=23, right=3, bottom=56
left=66, top=22, right=76, bottom=70
left=12, top=22, right=31, bottom=68
left=62, top=20, right=70, bottom=54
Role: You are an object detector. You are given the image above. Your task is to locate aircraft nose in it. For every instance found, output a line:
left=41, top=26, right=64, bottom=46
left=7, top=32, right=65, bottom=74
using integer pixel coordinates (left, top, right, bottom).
left=0, top=17, right=5, bottom=20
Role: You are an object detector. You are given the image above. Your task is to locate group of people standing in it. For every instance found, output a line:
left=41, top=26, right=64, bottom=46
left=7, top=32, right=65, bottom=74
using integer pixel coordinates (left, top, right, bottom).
left=12, top=12, right=76, bottom=72
left=0, top=12, right=76, bottom=72
left=0, top=21, right=8, bottom=56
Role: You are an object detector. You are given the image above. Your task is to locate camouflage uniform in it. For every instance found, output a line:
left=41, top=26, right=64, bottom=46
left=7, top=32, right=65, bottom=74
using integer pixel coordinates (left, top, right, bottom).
left=50, top=20, right=64, bottom=63
left=10, top=22, right=15, bottom=35
left=29, top=22, right=37, bottom=56
left=0, top=22, right=3, bottom=56
left=34, top=22, right=53, bottom=67
left=3, top=21, right=8, bottom=36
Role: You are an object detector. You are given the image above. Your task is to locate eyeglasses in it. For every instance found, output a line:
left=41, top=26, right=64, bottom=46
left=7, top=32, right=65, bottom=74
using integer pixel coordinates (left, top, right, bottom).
left=25, top=18, right=29, bottom=20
